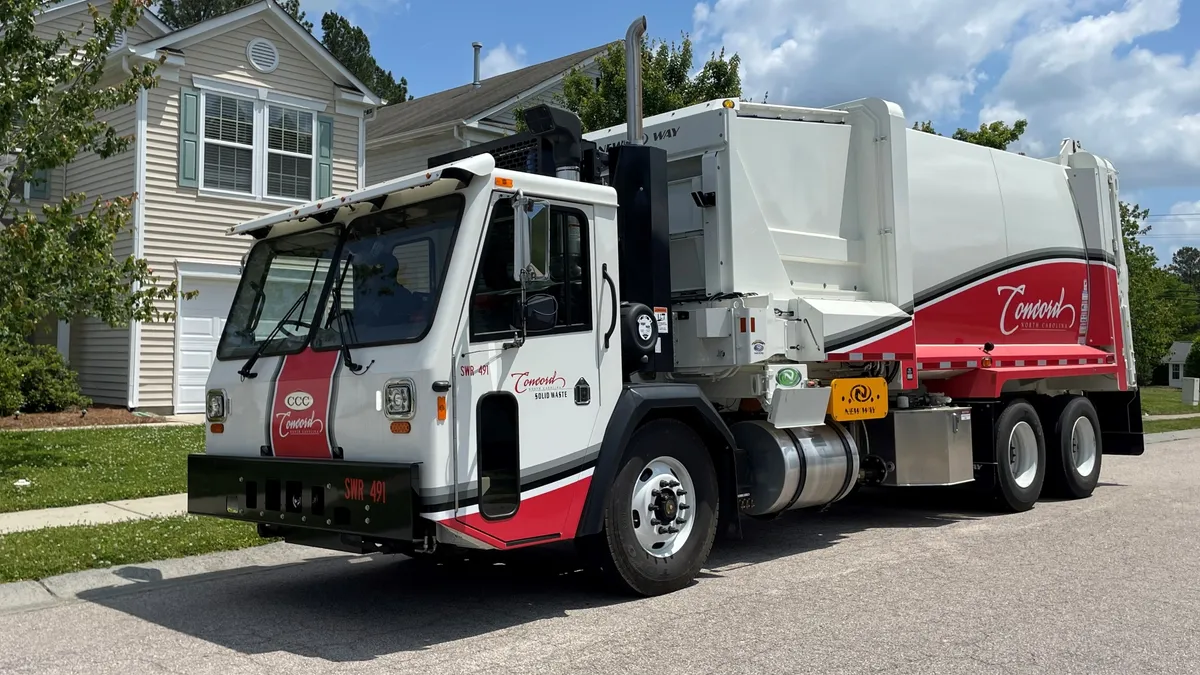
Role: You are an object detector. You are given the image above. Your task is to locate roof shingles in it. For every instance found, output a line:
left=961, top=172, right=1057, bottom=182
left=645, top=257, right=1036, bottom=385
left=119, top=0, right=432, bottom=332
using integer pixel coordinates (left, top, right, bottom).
left=366, top=43, right=611, bottom=141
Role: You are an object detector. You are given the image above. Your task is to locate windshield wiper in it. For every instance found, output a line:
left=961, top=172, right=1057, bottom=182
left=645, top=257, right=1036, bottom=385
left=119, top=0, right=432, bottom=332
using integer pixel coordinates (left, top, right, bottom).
left=328, top=255, right=372, bottom=375
left=238, top=289, right=309, bottom=380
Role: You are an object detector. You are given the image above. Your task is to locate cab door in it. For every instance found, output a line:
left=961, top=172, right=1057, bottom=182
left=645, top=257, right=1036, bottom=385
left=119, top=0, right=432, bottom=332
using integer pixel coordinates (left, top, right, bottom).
left=451, top=193, right=606, bottom=546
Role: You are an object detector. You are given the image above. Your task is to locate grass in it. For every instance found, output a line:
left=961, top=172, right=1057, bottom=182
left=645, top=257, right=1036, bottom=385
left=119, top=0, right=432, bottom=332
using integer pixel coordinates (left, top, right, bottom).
left=0, top=425, right=203, bottom=514
left=1138, top=386, right=1200, bottom=416
left=0, top=515, right=274, bottom=583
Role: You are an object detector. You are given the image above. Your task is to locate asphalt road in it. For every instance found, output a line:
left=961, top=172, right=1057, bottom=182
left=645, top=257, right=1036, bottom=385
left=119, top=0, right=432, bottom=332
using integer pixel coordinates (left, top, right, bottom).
left=1, top=438, right=1197, bottom=675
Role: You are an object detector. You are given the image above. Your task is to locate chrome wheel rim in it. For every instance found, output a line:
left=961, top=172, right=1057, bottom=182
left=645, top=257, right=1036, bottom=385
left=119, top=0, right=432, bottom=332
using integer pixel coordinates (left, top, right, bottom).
left=1008, top=421, right=1039, bottom=489
left=1070, top=416, right=1098, bottom=477
left=630, top=456, right=695, bottom=558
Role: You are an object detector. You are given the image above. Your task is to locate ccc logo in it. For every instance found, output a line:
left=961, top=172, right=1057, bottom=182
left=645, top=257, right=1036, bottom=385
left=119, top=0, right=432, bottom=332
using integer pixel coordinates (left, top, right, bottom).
left=284, top=391, right=314, bottom=411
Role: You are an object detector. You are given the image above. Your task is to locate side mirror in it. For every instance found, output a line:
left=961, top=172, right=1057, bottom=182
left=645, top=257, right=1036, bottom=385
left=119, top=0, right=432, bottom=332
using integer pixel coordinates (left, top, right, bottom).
left=511, top=193, right=549, bottom=283
left=522, top=294, right=558, bottom=333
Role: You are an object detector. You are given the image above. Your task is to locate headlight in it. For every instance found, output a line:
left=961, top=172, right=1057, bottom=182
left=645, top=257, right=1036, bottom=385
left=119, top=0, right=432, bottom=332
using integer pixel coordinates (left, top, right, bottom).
left=384, top=380, right=414, bottom=419
left=206, top=389, right=227, bottom=422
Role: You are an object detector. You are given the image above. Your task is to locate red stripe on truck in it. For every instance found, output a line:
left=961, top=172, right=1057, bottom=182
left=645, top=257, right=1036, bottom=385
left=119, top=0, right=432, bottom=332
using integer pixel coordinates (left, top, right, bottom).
left=269, top=348, right=340, bottom=458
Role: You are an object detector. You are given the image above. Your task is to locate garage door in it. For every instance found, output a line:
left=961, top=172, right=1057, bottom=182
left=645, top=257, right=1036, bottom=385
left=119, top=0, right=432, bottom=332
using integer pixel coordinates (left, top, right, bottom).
left=176, top=277, right=238, bottom=414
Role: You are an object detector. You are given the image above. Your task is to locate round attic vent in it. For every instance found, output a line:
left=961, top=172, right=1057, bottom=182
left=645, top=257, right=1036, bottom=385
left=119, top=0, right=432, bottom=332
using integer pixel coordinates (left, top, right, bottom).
left=246, top=38, right=279, bottom=73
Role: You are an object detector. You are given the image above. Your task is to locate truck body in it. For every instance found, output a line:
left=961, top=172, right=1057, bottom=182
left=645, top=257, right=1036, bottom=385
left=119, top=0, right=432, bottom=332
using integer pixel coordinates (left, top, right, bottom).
left=187, top=18, right=1144, bottom=596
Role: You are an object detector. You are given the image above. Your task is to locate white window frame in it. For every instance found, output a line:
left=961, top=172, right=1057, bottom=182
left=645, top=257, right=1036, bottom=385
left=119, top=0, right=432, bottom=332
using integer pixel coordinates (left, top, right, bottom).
left=263, top=105, right=317, bottom=202
left=191, top=75, right=327, bottom=206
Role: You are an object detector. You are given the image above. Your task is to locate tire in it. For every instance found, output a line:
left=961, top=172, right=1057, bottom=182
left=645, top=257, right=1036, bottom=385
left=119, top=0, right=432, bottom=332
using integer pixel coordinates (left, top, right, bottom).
left=587, top=418, right=719, bottom=597
left=991, top=399, right=1046, bottom=512
left=1042, top=396, right=1103, bottom=499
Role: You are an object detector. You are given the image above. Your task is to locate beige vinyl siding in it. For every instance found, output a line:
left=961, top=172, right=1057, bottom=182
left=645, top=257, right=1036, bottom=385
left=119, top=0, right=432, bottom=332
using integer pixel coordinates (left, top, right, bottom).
left=365, top=131, right=463, bottom=185
left=48, top=102, right=139, bottom=405
left=34, top=1, right=158, bottom=47
left=136, top=18, right=362, bottom=410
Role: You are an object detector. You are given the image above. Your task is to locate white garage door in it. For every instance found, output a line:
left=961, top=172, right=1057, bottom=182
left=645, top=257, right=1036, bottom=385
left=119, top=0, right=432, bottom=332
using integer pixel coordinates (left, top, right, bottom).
left=175, top=277, right=238, bottom=414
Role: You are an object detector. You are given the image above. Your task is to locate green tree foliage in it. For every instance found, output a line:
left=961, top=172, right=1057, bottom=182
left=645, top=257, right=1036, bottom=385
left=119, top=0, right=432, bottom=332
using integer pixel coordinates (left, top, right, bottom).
left=156, top=0, right=311, bottom=31
left=521, top=34, right=741, bottom=134
left=1185, top=341, right=1200, bottom=379
left=1120, top=202, right=1194, bottom=383
left=912, top=118, right=1029, bottom=150
left=1168, top=246, right=1200, bottom=291
left=319, top=12, right=410, bottom=104
left=1, top=0, right=186, bottom=350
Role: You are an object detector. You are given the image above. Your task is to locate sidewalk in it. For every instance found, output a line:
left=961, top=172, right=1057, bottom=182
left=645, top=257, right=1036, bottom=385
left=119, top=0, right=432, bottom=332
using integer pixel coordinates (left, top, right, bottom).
left=0, top=493, right=188, bottom=535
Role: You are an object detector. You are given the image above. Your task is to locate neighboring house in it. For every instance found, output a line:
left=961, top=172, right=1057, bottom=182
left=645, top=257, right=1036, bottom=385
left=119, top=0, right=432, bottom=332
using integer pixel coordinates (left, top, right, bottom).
left=365, top=42, right=610, bottom=184
left=24, top=0, right=380, bottom=414
left=1162, top=341, right=1193, bottom=388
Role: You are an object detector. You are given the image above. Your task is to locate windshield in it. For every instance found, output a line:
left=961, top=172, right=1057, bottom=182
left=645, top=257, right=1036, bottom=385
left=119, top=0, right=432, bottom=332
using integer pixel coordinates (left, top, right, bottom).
left=215, top=193, right=465, bottom=360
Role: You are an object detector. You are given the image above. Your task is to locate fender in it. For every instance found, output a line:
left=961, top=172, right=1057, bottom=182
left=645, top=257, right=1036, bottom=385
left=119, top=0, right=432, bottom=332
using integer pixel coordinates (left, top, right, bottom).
left=576, top=382, right=747, bottom=540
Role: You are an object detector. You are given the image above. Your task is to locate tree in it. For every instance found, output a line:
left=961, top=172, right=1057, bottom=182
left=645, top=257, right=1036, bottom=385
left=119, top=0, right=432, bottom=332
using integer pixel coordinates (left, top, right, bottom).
left=1, top=0, right=187, bottom=349
left=912, top=118, right=1029, bottom=150
left=156, top=0, right=311, bottom=31
left=1119, top=202, right=1193, bottom=383
left=1168, top=246, right=1200, bottom=291
left=319, top=12, right=410, bottom=104
left=519, top=34, right=742, bottom=134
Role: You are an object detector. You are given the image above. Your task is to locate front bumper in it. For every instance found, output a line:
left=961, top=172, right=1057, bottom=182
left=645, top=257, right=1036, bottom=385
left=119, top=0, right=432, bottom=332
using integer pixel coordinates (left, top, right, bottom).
left=187, top=454, right=420, bottom=542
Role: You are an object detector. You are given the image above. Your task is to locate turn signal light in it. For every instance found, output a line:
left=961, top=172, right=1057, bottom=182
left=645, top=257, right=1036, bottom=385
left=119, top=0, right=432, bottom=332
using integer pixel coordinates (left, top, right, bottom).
left=210, top=423, right=224, bottom=434
left=495, top=177, right=514, bottom=188
left=390, top=421, right=411, bottom=434
left=437, top=396, right=447, bottom=422
left=982, top=357, right=993, bottom=367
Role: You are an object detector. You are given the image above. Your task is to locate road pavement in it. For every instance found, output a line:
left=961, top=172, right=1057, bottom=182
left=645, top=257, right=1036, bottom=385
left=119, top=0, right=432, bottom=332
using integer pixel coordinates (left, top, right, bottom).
left=0, top=437, right=1197, bottom=674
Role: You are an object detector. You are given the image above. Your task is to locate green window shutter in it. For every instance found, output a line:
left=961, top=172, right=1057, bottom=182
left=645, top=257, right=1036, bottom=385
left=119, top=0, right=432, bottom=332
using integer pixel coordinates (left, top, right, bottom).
left=316, top=114, right=334, bottom=199
left=178, top=87, right=200, bottom=188
left=28, top=168, right=51, bottom=200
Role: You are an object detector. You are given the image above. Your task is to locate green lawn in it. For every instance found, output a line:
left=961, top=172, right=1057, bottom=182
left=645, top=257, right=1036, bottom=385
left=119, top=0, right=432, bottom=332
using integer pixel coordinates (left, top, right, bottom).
left=1139, top=386, right=1200, bottom=416
left=0, top=515, right=273, bottom=583
left=0, top=425, right=202, bottom=514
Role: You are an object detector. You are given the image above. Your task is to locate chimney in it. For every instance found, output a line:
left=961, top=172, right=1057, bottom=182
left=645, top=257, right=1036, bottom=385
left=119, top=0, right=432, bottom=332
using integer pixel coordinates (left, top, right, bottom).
left=472, top=42, right=482, bottom=88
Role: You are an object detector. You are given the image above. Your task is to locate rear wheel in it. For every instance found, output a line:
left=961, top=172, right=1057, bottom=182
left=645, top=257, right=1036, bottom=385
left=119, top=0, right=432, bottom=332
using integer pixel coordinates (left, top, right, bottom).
left=1043, top=396, right=1103, bottom=499
left=588, top=418, right=719, bottom=596
left=991, top=399, right=1046, bottom=512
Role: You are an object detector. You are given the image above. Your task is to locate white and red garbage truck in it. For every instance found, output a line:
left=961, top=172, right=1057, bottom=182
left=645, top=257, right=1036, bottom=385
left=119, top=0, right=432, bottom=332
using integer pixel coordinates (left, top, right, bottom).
left=187, top=17, right=1144, bottom=596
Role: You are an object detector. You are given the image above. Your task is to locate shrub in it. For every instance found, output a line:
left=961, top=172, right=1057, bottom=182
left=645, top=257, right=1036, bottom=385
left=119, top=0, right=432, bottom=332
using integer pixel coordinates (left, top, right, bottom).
left=1186, top=341, right=1200, bottom=380
left=0, top=357, right=22, bottom=416
left=0, top=343, right=91, bottom=415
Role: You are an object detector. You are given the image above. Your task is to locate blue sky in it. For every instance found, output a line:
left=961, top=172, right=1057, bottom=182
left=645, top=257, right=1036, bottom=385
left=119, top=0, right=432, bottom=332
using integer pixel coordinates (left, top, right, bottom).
left=313, top=0, right=1200, bottom=265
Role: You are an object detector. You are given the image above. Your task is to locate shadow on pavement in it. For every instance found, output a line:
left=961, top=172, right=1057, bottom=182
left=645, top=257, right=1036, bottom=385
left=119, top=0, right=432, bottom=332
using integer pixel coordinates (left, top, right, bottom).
left=75, top=484, right=1031, bottom=663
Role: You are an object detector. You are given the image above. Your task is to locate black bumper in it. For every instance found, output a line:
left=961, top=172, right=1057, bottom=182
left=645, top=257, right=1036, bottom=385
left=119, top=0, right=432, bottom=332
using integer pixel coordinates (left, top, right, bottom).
left=187, top=454, right=420, bottom=541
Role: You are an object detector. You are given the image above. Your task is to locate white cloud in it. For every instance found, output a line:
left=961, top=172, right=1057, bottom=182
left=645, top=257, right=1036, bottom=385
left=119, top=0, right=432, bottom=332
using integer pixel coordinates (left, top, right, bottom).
left=479, top=43, right=528, bottom=79
left=690, top=0, right=1200, bottom=195
left=691, top=0, right=1075, bottom=118
left=1150, top=200, right=1200, bottom=262
left=983, top=0, right=1200, bottom=191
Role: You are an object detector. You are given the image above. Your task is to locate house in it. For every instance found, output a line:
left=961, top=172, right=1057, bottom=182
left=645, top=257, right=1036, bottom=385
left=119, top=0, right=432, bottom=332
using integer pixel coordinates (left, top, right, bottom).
left=365, top=42, right=611, bottom=184
left=1162, top=341, right=1193, bottom=388
left=24, top=0, right=381, bottom=414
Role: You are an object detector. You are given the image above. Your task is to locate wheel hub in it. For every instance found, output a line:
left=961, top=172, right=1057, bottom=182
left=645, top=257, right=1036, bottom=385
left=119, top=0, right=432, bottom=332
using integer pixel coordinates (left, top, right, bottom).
left=631, top=459, right=696, bottom=557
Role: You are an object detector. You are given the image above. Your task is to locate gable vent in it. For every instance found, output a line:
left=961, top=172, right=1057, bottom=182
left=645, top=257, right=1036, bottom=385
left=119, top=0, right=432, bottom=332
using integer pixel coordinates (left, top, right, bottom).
left=246, top=38, right=279, bottom=73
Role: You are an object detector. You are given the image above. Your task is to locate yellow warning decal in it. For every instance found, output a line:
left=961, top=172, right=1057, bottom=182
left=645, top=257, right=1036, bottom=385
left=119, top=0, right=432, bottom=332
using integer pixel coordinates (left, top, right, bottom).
left=827, top=377, right=888, bottom=421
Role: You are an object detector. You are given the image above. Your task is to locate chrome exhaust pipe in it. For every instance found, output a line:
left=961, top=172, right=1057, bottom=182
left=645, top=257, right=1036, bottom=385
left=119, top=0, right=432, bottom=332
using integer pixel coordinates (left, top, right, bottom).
left=624, top=16, right=646, bottom=144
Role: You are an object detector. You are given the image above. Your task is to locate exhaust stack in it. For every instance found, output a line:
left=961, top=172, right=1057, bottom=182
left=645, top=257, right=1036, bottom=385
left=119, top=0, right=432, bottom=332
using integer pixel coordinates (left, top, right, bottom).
left=472, top=42, right=482, bottom=87
left=624, top=16, right=646, bottom=144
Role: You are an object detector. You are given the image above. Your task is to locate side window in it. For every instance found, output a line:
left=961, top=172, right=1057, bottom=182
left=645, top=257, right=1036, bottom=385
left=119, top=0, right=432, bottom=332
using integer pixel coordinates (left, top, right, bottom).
left=469, top=197, right=592, bottom=341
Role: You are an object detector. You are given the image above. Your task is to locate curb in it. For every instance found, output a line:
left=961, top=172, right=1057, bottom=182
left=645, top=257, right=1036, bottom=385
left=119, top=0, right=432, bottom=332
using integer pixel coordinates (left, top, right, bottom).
left=1144, top=428, right=1200, bottom=444
left=0, top=421, right=200, bottom=434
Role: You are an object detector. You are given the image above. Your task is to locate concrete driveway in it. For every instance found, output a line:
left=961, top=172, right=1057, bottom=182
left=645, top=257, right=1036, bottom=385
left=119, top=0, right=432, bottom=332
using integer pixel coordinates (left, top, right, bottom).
left=0, top=436, right=1196, bottom=674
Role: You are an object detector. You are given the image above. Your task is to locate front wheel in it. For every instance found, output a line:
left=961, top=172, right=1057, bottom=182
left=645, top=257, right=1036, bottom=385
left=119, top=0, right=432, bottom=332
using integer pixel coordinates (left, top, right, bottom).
left=588, top=418, right=719, bottom=596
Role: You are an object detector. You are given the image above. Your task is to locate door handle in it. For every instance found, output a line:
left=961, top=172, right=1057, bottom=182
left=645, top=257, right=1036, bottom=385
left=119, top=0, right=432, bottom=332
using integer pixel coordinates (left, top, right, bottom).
left=602, top=263, right=617, bottom=349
